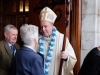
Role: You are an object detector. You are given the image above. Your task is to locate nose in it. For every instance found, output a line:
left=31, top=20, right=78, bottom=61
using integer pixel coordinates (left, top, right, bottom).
left=42, top=26, right=45, bottom=31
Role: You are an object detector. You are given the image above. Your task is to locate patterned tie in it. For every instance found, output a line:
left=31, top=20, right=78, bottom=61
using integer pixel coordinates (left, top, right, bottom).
left=10, top=45, right=16, bottom=56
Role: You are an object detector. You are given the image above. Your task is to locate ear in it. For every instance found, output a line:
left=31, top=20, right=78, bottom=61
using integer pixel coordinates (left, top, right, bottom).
left=4, top=32, right=7, bottom=38
left=34, top=38, right=36, bottom=44
left=34, top=38, right=38, bottom=44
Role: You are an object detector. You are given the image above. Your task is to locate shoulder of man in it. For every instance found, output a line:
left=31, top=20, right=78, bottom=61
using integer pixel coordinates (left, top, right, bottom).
left=56, top=30, right=69, bottom=40
left=0, top=40, right=7, bottom=46
left=14, top=43, right=20, bottom=50
left=56, top=30, right=63, bottom=37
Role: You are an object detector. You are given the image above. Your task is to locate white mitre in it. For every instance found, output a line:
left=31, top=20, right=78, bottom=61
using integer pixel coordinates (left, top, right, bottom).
left=39, top=6, right=57, bottom=23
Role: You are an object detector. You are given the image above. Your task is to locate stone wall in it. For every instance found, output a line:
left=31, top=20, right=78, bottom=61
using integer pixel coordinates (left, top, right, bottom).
left=81, top=0, right=100, bottom=65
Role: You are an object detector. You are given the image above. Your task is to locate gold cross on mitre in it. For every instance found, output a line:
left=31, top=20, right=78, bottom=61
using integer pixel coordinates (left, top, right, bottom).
left=39, top=6, right=57, bottom=23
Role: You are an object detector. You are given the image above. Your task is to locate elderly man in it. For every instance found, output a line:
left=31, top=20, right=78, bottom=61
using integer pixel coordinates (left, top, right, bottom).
left=35, top=6, right=77, bottom=75
left=14, top=24, right=45, bottom=75
left=0, top=24, right=20, bottom=75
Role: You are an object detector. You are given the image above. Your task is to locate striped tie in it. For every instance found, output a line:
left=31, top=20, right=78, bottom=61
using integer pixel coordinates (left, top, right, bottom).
left=10, top=45, right=16, bottom=56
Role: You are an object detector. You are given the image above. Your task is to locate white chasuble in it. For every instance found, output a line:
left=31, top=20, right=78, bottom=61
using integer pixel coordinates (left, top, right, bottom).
left=35, top=30, right=77, bottom=75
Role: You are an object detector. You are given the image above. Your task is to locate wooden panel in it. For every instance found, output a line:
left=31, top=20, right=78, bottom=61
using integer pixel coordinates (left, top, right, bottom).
left=10, top=15, right=16, bottom=25
left=70, top=0, right=81, bottom=75
left=0, top=0, right=29, bottom=46
left=0, top=15, right=3, bottom=40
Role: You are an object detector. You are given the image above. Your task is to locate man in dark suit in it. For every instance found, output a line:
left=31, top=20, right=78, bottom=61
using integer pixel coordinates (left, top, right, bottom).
left=14, top=24, right=45, bottom=75
left=0, top=24, right=20, bottom=75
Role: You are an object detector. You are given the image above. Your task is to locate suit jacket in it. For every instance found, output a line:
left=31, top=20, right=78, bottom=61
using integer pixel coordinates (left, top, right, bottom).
left=14, top=46, right=45, bottom=75
left=0, top=40, right=20, bottom=75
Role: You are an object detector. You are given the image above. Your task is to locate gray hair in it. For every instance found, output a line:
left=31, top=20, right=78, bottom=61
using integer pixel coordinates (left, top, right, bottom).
left=4, top=24, right=17, bottom=33
left=20, top=24, right=38, bottom=45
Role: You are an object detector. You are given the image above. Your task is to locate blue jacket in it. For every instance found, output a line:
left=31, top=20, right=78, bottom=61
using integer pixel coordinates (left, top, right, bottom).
left=14, top=46, right=44, bottom=75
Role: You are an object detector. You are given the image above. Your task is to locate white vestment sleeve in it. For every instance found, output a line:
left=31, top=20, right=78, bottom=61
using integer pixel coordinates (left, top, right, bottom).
left=62, top=38, right=77, bottom=75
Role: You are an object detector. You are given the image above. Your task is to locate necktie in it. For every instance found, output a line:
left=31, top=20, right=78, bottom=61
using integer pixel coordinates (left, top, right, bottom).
left=10, top=45, right=16, bottom=56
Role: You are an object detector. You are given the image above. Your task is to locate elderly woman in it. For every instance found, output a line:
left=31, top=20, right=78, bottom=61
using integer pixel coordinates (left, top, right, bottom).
left=13, top=24, right=45, bottom=75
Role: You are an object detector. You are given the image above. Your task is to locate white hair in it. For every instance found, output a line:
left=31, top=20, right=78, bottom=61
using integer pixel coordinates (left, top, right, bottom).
left=20, top=24, right=38, bottom=45
left=4, top=24, right=17, bottom=33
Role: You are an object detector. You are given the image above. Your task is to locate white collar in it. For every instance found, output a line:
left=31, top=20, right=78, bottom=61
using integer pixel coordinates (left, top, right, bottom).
left=23, top=45, right=35, bottom=51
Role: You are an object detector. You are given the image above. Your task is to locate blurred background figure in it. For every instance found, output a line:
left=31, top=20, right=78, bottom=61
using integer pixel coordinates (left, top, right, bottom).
left=0, top=24, right=20, bottom=75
